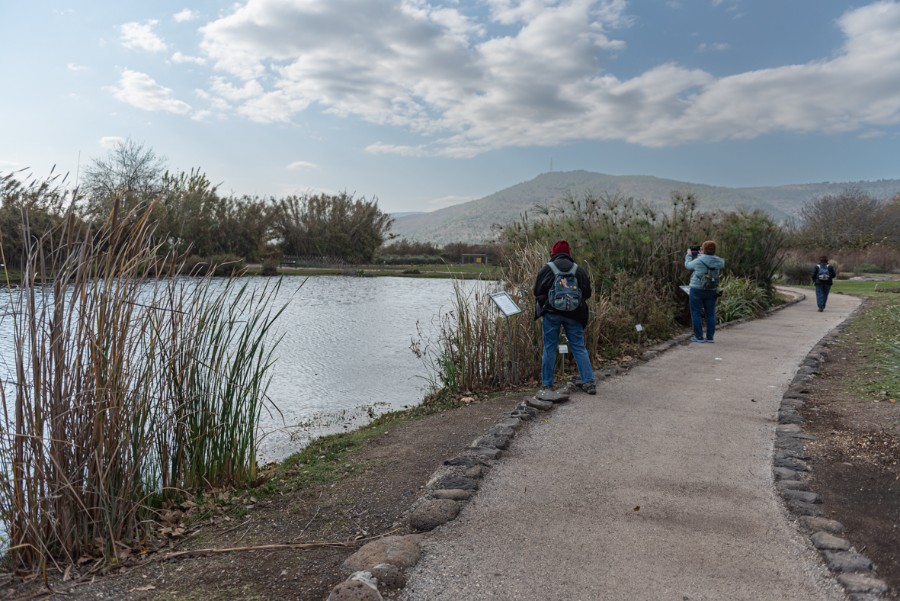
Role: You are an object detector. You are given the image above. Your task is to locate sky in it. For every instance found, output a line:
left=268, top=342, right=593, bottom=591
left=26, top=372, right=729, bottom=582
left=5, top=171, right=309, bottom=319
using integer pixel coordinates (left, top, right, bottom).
left=2, top=0, right=900, bottom=213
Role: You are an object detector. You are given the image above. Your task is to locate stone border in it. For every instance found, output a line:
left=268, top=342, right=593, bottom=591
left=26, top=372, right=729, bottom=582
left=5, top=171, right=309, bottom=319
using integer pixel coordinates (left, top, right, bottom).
left=322, top=287, right=832, bottom=600
left=772, top=295, right=891, bottom=601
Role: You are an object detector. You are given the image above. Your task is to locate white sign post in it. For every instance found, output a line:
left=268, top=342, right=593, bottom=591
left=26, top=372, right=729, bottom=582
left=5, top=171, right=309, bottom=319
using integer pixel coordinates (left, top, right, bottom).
left=489, top=292, right=522, bottom=385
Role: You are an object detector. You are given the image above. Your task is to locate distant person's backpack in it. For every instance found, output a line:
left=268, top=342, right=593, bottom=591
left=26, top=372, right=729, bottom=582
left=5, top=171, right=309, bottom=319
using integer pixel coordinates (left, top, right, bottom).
left=547, top=262, right=582, bottom=311
left=702, top=266, right=720, bottom=290
left=817, top=264, right=831, bottom=282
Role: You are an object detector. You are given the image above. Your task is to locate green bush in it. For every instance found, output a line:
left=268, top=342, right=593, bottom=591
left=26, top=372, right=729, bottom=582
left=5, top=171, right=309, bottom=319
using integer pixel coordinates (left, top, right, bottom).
left=849, top=263, right=885, bottom=274
left=182, top=254, right=246, bottom=276
left=377, top=254, right=444, bottom=265
left=716, top=209, right=786, bottom=289
left=781, top=261, right=815, bottom=285
left=209, top=254, right=245, bottom=277
left=716, top=276, right=771, bottom=323
left=260, top=257, right=280, bottom=276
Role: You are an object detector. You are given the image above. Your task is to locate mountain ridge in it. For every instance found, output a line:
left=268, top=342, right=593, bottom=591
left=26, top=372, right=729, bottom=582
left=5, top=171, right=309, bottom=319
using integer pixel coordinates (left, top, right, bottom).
left=390, top=170, right=900, bottom=244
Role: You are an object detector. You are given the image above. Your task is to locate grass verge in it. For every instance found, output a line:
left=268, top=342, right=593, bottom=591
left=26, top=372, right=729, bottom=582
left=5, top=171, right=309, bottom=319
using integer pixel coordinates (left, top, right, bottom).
left=830, top=282, right=900, bottom=402
left=241, top=392, right=468, bottom=501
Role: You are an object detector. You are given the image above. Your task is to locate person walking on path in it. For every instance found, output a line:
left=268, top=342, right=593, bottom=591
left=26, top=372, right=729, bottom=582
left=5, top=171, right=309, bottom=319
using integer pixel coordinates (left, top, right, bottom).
left=684, top=240, right=725, bottom=343
left=811, top=255, right=836, bottom=312
left=533, top=239, right=596, bottom=397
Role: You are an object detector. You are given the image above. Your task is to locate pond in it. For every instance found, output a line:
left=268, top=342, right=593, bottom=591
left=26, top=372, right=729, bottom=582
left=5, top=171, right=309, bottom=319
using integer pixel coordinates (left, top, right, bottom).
left=0, top=276, right=492, bottom=462
left=259, top=275, right=490, bottom=460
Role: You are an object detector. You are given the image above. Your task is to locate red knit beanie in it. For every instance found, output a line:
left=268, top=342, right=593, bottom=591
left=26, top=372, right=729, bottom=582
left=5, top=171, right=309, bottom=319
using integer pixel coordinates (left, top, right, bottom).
left=551, top=240, right=571, bottom=256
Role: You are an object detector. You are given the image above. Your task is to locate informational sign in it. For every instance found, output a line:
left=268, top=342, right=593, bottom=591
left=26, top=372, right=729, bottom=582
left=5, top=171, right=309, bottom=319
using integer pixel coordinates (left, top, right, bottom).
left=489, top=291, right=522, bottom=317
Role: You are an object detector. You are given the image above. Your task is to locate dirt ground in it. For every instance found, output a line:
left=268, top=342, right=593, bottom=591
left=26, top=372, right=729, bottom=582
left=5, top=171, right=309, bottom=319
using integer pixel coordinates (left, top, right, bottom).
left=801, top=302, right=900, bottom=600
left=3, top=300, right=898, bottom=601
left=0, top=393, right=524, bottom=601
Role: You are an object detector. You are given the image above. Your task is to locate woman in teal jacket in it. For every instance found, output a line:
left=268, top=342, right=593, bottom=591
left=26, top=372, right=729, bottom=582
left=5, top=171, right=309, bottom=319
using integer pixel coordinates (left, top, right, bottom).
left=684, top=240, right=726, bottom=343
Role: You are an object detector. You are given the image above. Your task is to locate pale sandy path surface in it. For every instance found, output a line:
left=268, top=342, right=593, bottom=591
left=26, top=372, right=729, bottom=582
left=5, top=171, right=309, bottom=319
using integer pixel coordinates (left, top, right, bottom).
left=399, top=288, right=861, bottom=601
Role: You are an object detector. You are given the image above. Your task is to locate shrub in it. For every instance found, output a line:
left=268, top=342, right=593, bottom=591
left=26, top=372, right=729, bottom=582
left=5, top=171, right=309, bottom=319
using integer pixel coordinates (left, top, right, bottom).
left=781, top=261, right=816, bottom=285
left=377, top=254, right=445, bottom=265
left=260, top=256, right=280, bottom=276
left=182, top=254, right=246, bottom=276
left=591, top=271, right=677, bottom=358
left=848, top=262, right=885, bottom=274
left=716, top=276, right=771, bottom=323
left=209, top=254, right=246, bottom=277
left=716, top=209, right=786, bottom=289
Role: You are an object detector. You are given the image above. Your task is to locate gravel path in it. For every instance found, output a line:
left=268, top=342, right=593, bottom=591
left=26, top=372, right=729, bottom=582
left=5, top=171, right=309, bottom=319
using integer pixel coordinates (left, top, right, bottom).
left=399, top=288, right=861, bottom=601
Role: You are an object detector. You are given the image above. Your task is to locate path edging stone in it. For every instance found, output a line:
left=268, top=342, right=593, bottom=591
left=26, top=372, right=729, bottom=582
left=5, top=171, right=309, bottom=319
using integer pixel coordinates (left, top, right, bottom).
left=770, top=296, right=890, bottom=600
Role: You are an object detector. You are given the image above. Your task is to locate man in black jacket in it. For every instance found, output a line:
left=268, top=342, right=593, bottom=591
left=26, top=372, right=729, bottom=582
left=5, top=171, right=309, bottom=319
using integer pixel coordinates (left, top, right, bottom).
left=533, top=239, right=596, bottom=398
left=811, top=255, right=837, bottom=312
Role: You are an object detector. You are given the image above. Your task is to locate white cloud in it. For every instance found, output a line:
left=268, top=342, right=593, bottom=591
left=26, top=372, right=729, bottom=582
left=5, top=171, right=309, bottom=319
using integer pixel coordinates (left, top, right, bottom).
left=120, top=20, right=167, bottom=53
left=236, top=90, right=310, bottom=123
left=174, top=9, right=199, bottom=23
left=99, top=136, right=126, bottom=149
left=366, top=142, right=428, bottom=157
left=287, top=161, right=318, bottom=170
left=110, top=69, right=192, bottom=114
left=210, top=76, right=263, bottom=101
left=67, top=63, right=88, bottom=72
left=697, top=42, right=730, bottom=52
left=191, top=109, right=213, bottom=121
left=171, top=51, right=206, bottom=65
left=192, top=0, right=900, bottom=155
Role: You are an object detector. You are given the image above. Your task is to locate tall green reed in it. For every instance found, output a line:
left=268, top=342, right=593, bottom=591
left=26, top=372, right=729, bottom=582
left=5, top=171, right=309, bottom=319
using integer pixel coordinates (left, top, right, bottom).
left=0, top=202, right=284, bottom=573
left=413, top=280, right=503, bottom=394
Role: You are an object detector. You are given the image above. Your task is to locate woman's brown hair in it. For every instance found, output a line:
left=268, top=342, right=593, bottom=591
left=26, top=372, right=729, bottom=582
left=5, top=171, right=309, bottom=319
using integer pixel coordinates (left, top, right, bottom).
left=702, top=240, right=717, bottom=255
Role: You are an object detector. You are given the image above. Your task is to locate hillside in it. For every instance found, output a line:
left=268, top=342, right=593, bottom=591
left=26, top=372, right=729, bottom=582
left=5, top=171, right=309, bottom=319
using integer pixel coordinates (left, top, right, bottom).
left=390, top=171, right=900, bottom=244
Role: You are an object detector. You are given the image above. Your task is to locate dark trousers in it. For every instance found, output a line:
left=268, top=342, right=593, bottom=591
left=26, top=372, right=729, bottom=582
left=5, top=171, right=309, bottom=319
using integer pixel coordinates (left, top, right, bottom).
left=815, top=284, right=831, bottom=310
left=689, top=287, right=718, bottom=340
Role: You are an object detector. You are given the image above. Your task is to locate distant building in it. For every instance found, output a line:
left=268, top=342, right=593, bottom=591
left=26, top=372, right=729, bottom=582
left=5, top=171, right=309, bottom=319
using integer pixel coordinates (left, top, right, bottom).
left=460, top=253, right=488, bottom=264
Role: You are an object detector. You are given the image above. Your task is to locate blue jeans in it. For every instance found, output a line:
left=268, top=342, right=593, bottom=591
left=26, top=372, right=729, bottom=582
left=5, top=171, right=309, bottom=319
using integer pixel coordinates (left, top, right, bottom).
left=815, top=284, right=831, bottom=309
left=541, top=313, right=595, bottom=387
left=689, top=287, right=718, bottom=340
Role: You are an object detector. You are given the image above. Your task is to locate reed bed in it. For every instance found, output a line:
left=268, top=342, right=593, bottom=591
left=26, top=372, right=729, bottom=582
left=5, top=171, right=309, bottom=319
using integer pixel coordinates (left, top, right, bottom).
left=0, top=204, right=284, bottom=573
left=419, top=195, right=787, bottom=394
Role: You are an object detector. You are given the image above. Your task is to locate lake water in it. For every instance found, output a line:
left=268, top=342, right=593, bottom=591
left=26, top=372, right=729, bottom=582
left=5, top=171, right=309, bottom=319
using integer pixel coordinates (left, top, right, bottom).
left=259, top=276, right=487, bottom=460
left=0, top=276, right=490, bottom=462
